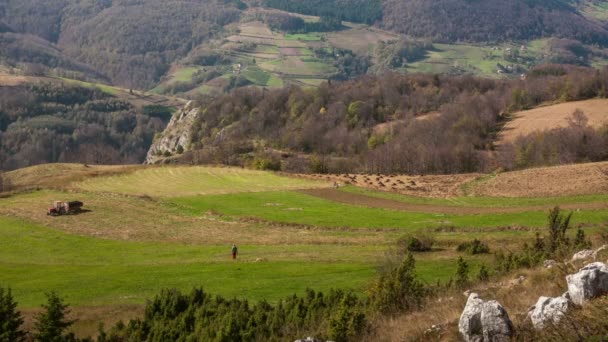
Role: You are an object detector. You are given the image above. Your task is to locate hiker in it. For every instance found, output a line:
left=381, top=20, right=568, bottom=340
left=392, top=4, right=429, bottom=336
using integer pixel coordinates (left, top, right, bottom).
left=231, top=244, right=238, bottom=260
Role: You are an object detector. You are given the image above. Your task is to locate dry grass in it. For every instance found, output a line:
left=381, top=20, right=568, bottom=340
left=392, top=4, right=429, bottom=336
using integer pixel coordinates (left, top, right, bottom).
left=21, top=304, right=143, bottom=339
left=499, top=99, right=608, bottom=144
left=367, top=266, right=571, bottom=341
left=327, top=27, right=398, bottom=56
left=0, top=189, right=392, bottom=246
left=471, top=161, right=608, bottom=197
left=73, top=166, right=329, bottom=197
left=3, top=163, right=141, bottom=192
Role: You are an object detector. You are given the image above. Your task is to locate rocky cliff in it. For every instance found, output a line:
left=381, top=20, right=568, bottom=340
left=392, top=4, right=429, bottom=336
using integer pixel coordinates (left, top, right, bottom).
left=145, top=101, right=199, bottom=164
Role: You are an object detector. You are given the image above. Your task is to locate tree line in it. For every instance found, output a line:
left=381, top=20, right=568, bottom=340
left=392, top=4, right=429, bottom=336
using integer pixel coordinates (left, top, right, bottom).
left=182, top=64, right=608, bottom=174
left=263, top=0, right=382, bottom=25
left=0, top=0, right=242, bottom=89
left=0, top=83, right=168, bottom=171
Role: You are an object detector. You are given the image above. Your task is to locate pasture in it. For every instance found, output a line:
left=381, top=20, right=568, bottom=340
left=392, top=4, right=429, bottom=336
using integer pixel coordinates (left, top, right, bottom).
left=2, top=163, right=608, bottom=337
left=498, top=98, right=608, bottom=144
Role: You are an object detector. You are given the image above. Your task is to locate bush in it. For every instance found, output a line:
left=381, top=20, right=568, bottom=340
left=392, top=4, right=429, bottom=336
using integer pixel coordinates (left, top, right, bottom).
left=0, top=287, right=25, bottom=341
left=252, top=157, right=281, bottom=171
left=368, top=252, right=427, bottom=314
left=399, top=234, right=435, bottom=252
left=34, top=292, right=74, bottom=342
left=455, top=257, right=469, bottom=289
left=457, top=239, right=490, bottom=255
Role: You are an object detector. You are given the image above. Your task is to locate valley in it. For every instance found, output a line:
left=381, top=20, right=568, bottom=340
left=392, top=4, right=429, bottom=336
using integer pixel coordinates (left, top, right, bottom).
left=1, top=163, right=608, bottom=338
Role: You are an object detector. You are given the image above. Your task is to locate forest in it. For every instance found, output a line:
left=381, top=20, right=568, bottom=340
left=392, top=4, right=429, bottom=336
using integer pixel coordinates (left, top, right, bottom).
left=263, top=0, right=383, bottom=25
left=0, top=84, right=168, bottom=170
left=380, top=0, right=608, bottom=45
left=181, top=65, right=608, bottom=175
left=0, top=0, right=242, bottom=89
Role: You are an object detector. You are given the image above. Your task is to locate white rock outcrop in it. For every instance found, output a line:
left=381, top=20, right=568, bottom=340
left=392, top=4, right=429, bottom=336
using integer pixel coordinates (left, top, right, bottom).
left=566, top=262, right=608, bottom=305
left=527, top=292, right=571, bottom=329
left=571, top=249, right=594, bottom=262
left=145, top=101, right=199, bottom=164
left=459, top=293, right=513, bottom=342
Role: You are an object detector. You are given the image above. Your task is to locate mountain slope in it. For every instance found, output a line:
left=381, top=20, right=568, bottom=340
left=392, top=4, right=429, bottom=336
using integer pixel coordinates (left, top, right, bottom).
left=380, top=0, right=608, bottom=45
left=0, top=0, right=242, bottom=89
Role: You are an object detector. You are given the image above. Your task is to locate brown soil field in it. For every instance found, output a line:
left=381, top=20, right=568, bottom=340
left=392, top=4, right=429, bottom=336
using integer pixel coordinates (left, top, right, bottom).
left=301, top=188, right=608, bottom=214
left=299, top=160, right=608, bottom=198
left=300, top=173, right=480, bottom=198
left=238, top=21, right=274, bottom=37
left=470, top=161, right=608, bottom=197
left=280, top=47, right=301, bottom=56
left=327, top=27, right=398, bottom=55
left=499, top=99, right=608, bottom=143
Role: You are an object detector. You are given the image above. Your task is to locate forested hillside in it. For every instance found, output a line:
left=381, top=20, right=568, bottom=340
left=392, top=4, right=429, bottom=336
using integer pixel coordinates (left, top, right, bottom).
left=0, top=83, right=168, bottom=170
left=262, top=0, right=608, bottom=45
left=171, top=65, right=608, bottom=174
left=0, top=0, right=242, bottom=88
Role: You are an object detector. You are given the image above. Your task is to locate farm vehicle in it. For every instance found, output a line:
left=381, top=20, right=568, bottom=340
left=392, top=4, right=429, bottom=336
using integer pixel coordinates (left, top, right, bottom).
left=47, top=201, right=84, bottom=216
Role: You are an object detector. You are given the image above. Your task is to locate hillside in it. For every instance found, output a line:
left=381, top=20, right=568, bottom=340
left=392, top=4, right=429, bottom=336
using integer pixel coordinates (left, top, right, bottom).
left=499, top=98, right=608, bottom=143
left=2, top=162, right=608, bottom=339
left=149, top=65, right=608, bottom=175
left=2, top=0, right=608, bottom=94
left=380, top=0, right=608, bottom=45
left=0, top=0, right=242, bottom=89
left=0, top=72, right=184, bottom=170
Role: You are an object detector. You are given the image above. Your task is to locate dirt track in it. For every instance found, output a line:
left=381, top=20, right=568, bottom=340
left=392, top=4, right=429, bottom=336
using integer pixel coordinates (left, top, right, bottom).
left=300, top=188, right=608, bottom=214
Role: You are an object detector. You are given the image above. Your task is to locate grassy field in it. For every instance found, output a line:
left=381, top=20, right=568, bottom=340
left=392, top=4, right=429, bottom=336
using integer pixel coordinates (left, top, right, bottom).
left=172, top=191, right=608, bottom=230
left=2, top=164, right=608, bottom=337
left=74, top=166, right=327, bottom=197
left=341, top=186, right=608, bottom=208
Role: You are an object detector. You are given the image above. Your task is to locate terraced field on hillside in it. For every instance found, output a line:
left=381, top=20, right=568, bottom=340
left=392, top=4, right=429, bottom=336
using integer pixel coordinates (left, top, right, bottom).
left=2, top=163, right=608, bottom=337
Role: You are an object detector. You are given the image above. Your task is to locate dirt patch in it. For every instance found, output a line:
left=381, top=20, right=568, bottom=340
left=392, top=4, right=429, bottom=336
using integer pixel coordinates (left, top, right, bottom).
left=298, top=173, right=480, bottom=198
left=280, top=47, right=302, bottom=56
left=499, top=99, right=608, bottom=144
left=470, top=161, right=608, bottom=197
left=327, top=27, right=398, bottom=55
left=300, top=188, right=608, bottom=214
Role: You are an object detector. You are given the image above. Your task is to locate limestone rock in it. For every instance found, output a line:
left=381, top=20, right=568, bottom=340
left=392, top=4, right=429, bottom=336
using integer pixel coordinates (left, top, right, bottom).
left=571, top=249, right=594, bottom=263
left=566, top=262, right=608, bottom=305
left=145, top=101, right=199, bottom=164
left=481, top=301, right=513, bottom=341
left=528, top=293, right=571, bottom=329
left=459, top=293, right=513, bottom=342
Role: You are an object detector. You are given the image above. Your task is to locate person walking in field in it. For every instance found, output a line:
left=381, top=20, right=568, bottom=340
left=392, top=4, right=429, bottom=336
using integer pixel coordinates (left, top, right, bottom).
left=231, top=244, right=238, bottom=260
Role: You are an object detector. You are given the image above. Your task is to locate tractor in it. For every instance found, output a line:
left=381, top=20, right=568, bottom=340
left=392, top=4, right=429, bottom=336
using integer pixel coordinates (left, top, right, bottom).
left=47, top=201, right=84, bottom=216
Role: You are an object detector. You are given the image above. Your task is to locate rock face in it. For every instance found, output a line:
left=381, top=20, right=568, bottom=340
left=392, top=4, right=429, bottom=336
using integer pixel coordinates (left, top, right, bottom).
left=566, top=262, right=608, bottom=305
left=145, top=101, right=199, bottom=164
left=459, top=293, right=513, bottom=342
left=528, top=293, right=571, bottom=329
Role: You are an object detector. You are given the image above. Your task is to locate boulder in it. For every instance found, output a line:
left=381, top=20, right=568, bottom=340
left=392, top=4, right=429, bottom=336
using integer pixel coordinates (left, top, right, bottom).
left=528, top=293, right=571, bottom=329
left=571, top=249, right=594, bottom=262
left=459, top=293, right=513, bottom=342
left=566, top=262, right=608, bottom=305
left=459, top=293, right=485, bottom=342
left=481, top=301, right=514, bottom=341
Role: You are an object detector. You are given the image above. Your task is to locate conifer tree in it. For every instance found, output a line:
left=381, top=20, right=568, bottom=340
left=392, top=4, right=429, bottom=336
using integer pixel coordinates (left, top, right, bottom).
left=0, top=287, right=25, bottom=342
